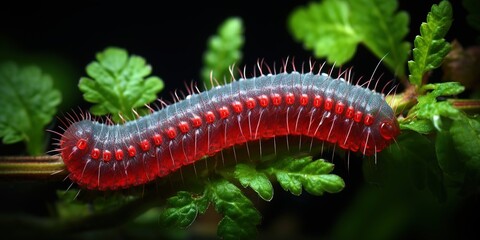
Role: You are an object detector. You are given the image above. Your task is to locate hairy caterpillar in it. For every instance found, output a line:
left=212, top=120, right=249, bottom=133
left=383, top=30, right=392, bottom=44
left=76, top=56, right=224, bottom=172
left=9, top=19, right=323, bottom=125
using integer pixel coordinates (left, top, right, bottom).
left=57, top=62, right=400, bottom=190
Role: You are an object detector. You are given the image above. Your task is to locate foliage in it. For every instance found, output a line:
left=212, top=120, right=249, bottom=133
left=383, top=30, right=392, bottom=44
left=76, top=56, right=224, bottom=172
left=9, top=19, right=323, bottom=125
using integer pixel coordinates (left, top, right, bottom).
left=436, top=116, right=480, bottom=194
left=394, top=1, right=480, bottom=202
left=205, top=179, right=261, bottom=239
left=264, top=156, right=345, bottom=196
left=157, top=156, right=343, bottom=239
left=401, top=82, right=465, bottom=133
left=288, top=0, right=410, bottom=77
left=79, top=47, right=164, bottom=122
left=234, top=163, right=274, bottom=201
left=0, top=62, right=61, bottom=155
left=158, top=191, right=209, bottom=229
left=408, top=0, right=453, bottom=87
left=201, top=17, right=244, bottom=90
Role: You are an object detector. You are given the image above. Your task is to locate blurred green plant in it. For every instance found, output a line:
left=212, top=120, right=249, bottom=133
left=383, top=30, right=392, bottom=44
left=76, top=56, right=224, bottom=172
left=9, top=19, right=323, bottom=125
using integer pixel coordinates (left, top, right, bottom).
left=201, top=17, right=244, bottom=90
left=0, top=62, right=61, bottom=155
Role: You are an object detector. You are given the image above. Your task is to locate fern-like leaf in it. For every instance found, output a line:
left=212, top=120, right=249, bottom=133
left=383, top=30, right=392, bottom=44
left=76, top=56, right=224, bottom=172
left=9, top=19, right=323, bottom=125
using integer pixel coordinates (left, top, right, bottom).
left=408, top=1, right=453, bottom=87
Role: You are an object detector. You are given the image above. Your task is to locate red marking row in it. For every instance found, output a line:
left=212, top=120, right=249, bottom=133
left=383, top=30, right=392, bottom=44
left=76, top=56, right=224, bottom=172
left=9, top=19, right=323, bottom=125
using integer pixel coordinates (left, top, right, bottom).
left=78, top=92, right=375, bottom=162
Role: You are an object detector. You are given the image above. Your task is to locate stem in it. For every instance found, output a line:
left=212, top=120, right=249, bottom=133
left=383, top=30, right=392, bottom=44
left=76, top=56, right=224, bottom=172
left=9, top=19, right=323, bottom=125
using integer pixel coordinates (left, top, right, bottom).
left=0, top=155, right=66, bottom=180
left=25, top=125, right=45, bottom=156
left=448, top=99, right=480, bottom=114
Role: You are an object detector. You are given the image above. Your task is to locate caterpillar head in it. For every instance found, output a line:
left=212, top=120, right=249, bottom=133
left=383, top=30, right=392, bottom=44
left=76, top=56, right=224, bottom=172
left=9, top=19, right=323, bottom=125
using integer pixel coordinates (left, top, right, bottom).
left=379, top=118, right=400, bottom=141
left=60, top=120, right=94, bottom=162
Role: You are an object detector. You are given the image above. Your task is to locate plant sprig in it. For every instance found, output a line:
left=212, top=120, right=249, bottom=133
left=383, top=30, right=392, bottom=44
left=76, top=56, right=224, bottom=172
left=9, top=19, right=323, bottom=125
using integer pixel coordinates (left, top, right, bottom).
left=201, top=17, right=244, bottom=90
left=157, top=156, right=344, bottom=239
left=263, top=156, right=345, bottom=196
left=401, top=82, right=465, bottom=133
left=408, top=0, right=453, bottom=88
left=79, top=47, right=164, bottom=122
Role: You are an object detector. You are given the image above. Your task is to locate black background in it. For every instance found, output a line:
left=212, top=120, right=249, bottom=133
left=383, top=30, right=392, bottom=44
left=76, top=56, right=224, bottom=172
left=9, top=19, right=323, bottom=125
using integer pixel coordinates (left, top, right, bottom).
left=0, top=1, right=473, bottom=100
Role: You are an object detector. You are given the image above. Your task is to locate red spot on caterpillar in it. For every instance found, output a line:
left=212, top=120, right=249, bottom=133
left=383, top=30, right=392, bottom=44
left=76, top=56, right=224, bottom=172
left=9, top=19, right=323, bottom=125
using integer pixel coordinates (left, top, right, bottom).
left=313, top=95, right=323, bottom=108
left=152, top=133, right=163, bottom=146
left=324, top=98, right=334, bottom=110
left=76, top=139, right=87, bottom=150
left=335, top=102, right=345, bottom=115
left=91, top=148, right=100, bottom=160
left=246, top=97, right=256, bottom=109
left=178, top=121, right=190, bottom=133
left=102, top=150, right=112, bottom=162
left=231, top=101, right=243, bottom=113
left=300, top=94, right=309, bottom=106
left=218, top=106, right=230, bottom=119
left=191, top=116, right=202, bottom=127
left=258, top=95, right=269, bottom=107
left=166, top=127, right=177, bottom=139
left=354, top=111, right=363, bottom=123
left=115, top=149, right=124, bottom=161
left=272, top=93, right=282, bottom=106
left=364, top=114, right=374, bottom=126
left=285, top=93, right=295, bottom=105
left=140, top=139, right=150, bottom=151
left=345, top=106, right=355, bottom=119
left=57, top=63, right=400, bottom=190
left=205, top=111, right=216, bottom=123
left=127, top=145, right=136, bottom=157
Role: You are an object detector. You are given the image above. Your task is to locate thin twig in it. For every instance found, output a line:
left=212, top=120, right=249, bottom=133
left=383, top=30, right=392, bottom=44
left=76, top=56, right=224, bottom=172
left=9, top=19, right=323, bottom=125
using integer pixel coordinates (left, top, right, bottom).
left=0, top=155, right=67, bottom=180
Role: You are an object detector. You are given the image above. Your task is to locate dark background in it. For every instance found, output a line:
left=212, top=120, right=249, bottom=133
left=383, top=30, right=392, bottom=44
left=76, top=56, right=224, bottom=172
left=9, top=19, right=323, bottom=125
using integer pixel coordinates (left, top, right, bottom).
left=0, top=1, right=473, bottom=103
left=0, top=1, right=476, bottom=239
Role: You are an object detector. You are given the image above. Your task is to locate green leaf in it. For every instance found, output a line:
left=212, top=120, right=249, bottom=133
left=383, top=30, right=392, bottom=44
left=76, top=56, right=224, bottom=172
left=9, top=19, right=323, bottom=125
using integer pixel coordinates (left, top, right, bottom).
left=408, top=0, right=453, bottom=87
left=205, top=179, right=261, bottom=240
left=436, top=116, right=480, bottom=195
left=217, top=216, right=249, bottom=240
left=201, top=17, right=244, bottom=90
left=436, top=126, right=466, bottom=183
left=399, top=119, right=434, bottom=134
left=289, top=0, right=360, bottom=64
left=234, top=164, right=274, bottom=201
left=159, top=191, right=209, bottom=229
left=265, top=156, right=345, bottom=196
left=450, top=116, right=480, bottom=169
left=348, top=0, right=410, bottom=77
left=378, top=131, right=446, bottom=201
left=421, top=82, right=465, bottom=96
left=288, top=0, right=410, bottom=77
left=0, top=62, right=61, bottom=155
left=403, top=82, right=465, bottom=133
left=78, top=47, right=164, bottom=122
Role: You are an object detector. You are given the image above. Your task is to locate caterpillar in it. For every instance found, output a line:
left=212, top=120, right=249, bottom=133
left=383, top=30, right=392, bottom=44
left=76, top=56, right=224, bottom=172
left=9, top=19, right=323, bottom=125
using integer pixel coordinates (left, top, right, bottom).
left=57, top=62, right=400, bottom=191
